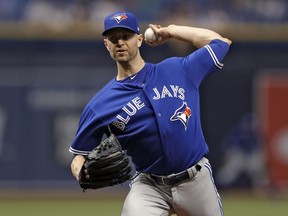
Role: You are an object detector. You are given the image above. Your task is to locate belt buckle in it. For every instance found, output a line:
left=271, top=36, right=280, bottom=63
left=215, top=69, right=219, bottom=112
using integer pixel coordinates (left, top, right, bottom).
left=152, top=173, right=184, bottom=186
left=159, top=177, right=167, bottom=185
left=163, top=175, right=177, bottom=185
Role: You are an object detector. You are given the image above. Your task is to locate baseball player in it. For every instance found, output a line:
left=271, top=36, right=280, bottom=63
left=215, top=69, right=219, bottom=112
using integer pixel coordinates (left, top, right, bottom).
left=70, top=11, right=231, bottom=216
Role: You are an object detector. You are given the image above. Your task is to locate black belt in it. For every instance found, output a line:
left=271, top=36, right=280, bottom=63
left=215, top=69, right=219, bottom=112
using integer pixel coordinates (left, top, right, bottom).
left=149, top=164, right=202, bottom=186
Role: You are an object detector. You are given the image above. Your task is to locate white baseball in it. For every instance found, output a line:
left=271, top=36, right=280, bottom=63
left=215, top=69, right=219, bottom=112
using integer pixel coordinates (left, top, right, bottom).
left=144, top=28, right=157, bottom=42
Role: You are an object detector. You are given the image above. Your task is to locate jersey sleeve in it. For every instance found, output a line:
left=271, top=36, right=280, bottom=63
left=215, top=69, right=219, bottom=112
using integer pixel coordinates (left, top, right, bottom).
left=69, top=105, right=106, bottom=155
left=184, top=39, right=230, bottom=89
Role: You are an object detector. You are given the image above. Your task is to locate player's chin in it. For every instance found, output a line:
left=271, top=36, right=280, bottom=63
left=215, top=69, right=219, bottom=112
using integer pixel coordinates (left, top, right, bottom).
left=114, top=55, right=130, bottom=62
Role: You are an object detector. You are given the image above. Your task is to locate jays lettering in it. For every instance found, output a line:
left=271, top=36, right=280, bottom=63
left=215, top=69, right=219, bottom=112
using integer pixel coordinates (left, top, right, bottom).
left=152, top=85, right=185, bottom=100
left=113, top=96, right=145, bottom=131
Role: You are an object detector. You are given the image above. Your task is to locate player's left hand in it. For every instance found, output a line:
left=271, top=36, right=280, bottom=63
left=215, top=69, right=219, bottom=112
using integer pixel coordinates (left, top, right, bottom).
left=78, top=134, right=132, bottom=191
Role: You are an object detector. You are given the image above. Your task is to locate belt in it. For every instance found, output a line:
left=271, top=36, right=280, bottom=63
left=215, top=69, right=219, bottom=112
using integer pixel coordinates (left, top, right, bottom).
left=149, top=163, right=202, bottom=186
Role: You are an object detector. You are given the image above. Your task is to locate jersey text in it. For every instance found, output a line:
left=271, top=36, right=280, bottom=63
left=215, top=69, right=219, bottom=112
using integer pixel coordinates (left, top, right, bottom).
left=113, top=96, right=145, bottom=131
left=152, top=85, right=185, bottom=100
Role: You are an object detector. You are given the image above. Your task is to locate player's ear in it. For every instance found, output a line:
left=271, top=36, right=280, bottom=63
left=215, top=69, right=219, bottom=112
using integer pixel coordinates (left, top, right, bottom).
left=137, top=34, right=143, bottom=47
left=104, top=38, right=109, bottom=51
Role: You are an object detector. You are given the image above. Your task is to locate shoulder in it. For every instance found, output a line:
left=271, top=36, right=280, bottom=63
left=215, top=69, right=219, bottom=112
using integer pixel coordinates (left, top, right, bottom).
left=80, top=79, right=116, bottom=122
left=88, top=79, right=116, bottom=105
left=156, top=56, right=184, bottom=68
left=81, top=79, right=117, bottom=117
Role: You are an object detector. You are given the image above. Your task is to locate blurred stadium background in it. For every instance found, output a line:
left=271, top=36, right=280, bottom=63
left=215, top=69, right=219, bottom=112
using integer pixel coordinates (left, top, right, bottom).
left=0, top=0, right=288, bottom=215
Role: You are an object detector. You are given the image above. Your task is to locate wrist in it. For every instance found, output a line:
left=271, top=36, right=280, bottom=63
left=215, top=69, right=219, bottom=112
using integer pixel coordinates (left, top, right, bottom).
left=71, top=155, right=85, bottom=180
left=166, top=24, right=177, bottom=39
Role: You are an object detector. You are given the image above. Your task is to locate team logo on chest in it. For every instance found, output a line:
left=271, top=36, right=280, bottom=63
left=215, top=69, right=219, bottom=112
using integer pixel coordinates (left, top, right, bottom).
left=170, top=102, right=192, bottom=130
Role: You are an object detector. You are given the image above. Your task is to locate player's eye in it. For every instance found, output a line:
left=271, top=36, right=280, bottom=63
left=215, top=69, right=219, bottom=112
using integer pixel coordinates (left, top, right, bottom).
left=122, top=34, right=132, bottom=41
left=108, top=36, right=117, bottom=43
left=107, top=32, right=134, bottom=44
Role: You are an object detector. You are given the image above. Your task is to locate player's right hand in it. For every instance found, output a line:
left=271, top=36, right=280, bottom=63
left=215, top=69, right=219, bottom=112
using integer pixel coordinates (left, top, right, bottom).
left=145, top=24, right=171, bottom=47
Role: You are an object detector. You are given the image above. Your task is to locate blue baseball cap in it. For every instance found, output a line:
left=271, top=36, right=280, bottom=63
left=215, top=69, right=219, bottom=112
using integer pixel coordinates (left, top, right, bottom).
left=102, top=12, right=140, bottom=36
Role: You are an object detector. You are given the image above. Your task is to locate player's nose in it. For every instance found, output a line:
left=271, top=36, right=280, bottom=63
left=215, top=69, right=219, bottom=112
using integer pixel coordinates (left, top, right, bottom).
left=116, top=38, right=125, bottom=45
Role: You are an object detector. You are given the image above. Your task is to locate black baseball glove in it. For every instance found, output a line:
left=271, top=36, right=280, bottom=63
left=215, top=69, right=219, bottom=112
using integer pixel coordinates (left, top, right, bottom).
left=79, top=134, right=132, bottom=191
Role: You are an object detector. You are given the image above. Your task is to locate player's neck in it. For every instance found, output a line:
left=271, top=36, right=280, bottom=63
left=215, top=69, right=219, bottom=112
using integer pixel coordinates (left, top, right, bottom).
left=116, top=56, right=145, bottom=81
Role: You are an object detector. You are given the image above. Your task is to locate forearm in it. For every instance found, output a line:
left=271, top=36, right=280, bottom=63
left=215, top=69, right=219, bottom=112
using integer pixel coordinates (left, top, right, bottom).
left=71, top=154, right=85, bottom=180
left=167, top=25, right=232, bottom=48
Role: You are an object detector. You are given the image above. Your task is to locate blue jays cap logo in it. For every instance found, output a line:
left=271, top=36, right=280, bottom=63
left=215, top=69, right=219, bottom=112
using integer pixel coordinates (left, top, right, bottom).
left=103, top=12, right=140, bottom=35
left=170, top=102, right=192, bottom=130
left=112, top=13, right=128, bottom=23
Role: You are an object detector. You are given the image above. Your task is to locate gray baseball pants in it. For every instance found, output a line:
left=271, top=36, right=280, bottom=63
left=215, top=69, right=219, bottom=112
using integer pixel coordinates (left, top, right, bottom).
left=121, top=157, right=224, bottom=216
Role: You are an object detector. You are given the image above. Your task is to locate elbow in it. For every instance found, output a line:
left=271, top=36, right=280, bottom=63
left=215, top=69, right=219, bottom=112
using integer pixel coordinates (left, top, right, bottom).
left=222, top=37, right=232, bottom=45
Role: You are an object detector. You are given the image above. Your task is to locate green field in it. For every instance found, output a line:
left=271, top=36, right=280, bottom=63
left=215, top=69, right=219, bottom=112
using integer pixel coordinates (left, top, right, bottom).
left=0, top=192, right=287, bottom=216
left=222, top=195, right=288, bottom=216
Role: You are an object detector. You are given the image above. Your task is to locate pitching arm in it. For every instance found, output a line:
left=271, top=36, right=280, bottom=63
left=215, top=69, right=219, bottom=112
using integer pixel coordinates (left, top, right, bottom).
left=148, top=24, right=232, bottom=48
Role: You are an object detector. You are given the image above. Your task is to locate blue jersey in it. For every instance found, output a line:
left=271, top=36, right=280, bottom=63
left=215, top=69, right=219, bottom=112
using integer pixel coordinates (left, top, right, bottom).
left=69, top=39, right=230, bottom=175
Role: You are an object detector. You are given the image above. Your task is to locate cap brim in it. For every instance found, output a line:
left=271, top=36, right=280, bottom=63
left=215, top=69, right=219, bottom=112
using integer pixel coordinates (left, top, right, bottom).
left=102, top=26, right=139, bottom=36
